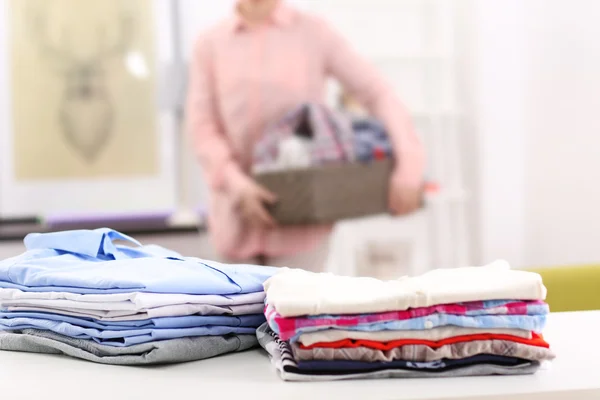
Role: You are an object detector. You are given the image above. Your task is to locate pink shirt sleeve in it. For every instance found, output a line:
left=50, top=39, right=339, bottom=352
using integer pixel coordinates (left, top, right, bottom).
left=318, top=20, right=426, bottom=188
left=186, top=35, right=247, bottom=194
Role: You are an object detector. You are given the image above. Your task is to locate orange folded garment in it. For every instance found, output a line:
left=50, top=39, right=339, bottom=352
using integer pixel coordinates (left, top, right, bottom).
left=300, top=332, right=549, bottom=350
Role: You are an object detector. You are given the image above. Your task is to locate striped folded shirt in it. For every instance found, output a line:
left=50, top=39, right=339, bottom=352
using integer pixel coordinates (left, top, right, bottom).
left=266, top=300, right=549, bottom=341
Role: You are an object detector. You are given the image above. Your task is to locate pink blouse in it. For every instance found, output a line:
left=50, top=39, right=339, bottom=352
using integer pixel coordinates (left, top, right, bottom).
left=186, top=3, right=425, bottom=261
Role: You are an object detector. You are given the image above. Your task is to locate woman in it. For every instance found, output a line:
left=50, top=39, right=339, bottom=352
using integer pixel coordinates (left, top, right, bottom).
left=186, top=0, right=425, bottom=268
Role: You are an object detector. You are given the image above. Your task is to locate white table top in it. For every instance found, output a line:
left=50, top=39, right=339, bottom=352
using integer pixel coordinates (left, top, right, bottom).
left=2, top=311, right=599, bottom=400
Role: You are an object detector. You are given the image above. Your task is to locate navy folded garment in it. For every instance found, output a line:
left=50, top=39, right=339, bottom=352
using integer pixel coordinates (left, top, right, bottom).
left=352, top=118, right=393, bottom=162
left=296, top=354, right=531, bottom=374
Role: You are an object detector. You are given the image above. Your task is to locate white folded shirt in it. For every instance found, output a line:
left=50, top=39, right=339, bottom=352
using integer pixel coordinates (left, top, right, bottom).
left=297, top=326, right=533, bottom=347
left=264, top=260, right=547, bottom=317
left=0, top=289, right=265, bottom=312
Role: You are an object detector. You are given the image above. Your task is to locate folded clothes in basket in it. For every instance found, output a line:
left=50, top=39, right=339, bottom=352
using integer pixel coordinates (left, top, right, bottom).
left=352, top=117, right=394, bottom=162
left=254, top=103, right=393, bottom=172
left=252, top=103, right=398, bottom=224
left=254, top=103, right=357, bottom=171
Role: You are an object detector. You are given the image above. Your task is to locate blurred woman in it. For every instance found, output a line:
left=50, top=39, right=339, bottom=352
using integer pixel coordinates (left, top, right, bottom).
left=187, top=0, right=425, bottom=269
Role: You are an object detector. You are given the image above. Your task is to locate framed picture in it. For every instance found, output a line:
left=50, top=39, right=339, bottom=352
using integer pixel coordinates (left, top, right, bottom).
left=0, top=0, right=177, bottom=217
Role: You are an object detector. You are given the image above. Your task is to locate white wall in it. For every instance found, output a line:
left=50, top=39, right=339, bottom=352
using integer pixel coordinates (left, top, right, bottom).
left=524, top=0, right=600, bottom=266
left=467, top=0, right=600, bottom=267
left=466, top=0, right=528, bottom=267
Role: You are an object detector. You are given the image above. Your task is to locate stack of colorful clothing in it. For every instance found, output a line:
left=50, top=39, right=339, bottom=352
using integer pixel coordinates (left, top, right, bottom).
left=253, top=103, right=393, bottom=172
left=0, top=228, right=276, bottom=365
left=258, top=260, right=554, bottom=381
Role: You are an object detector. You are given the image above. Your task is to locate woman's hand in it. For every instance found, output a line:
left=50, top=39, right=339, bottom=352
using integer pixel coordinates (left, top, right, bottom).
left=389, top=178, right=423, bottom=216
left=236, top=178, right=278, bottom=229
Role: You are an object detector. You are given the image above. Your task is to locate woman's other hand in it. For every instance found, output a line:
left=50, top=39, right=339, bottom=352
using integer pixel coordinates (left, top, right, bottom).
left=236, top=178, right=278, bottom=228
left=389, top=177, right=423, bottom=216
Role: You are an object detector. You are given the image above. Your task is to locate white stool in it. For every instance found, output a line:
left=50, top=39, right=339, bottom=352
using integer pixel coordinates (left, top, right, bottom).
left=325, top=211, right=431, bottom=279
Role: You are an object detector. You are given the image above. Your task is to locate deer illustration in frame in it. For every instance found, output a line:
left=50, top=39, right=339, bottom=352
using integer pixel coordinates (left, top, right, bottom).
left=27, top=4, right=135, bottom=163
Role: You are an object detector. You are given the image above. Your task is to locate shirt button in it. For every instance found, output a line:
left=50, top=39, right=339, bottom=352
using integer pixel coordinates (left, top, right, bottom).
left=424, top=320, right=434, bottom=329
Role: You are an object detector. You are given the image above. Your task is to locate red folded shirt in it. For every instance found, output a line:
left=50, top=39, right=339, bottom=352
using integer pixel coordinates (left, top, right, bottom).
left=300, top=332, right=550, bottom=351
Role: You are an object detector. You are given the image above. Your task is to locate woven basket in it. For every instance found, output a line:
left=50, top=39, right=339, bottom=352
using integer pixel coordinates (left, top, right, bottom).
left=254, top=159, right=393, bottom=225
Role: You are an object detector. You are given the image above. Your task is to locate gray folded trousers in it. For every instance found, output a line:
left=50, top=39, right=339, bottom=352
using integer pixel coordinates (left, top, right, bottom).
left=0, top=328, right=257, bottom=365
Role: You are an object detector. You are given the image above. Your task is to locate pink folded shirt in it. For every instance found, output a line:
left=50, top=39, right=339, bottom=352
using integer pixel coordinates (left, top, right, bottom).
left=266, top=300, right=549, bottom=341
left=186, top=2, right=425, bottom=260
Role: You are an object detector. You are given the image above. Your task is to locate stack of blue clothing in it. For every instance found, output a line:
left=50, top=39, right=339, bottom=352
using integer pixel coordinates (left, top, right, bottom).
left=0, top=229, right=276, bottom=365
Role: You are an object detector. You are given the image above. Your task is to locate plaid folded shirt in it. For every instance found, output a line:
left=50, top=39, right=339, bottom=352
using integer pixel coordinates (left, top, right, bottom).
left=266, top=300, right=549, bottom=341
left=253, top=103, right=356, bottom=168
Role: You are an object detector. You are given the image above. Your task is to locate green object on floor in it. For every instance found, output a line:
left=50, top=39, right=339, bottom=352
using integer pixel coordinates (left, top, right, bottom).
left=528, top=265, right=600, bottom=312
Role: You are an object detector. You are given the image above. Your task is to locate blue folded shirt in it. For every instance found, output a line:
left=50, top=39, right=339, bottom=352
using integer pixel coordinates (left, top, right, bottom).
left=0, top=311, right=266, bottom=330
left=0, top=228, right=277, bottom=295
left=0, top=316, right=257, bottom=347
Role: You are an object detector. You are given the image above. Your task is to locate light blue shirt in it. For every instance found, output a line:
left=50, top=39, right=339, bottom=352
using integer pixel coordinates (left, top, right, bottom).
left=279, top=314, right=548, bottom=342
left=0, top=228, right=277, bottom=294
left=0, top=312, right=266, bottom=330
left=0, top=316, right=257, bottom=347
